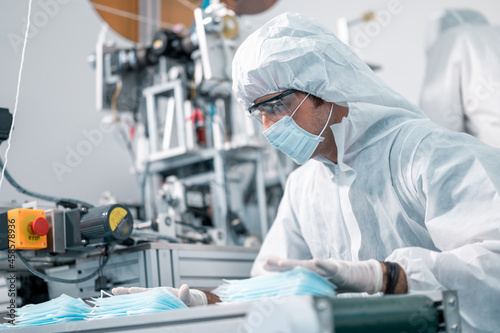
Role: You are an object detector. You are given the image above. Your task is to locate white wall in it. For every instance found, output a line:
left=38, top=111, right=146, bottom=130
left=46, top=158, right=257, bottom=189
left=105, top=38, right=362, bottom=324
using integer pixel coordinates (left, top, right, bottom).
left=247, top=0, right=500, bottom=104
left=0, top=0, right=499, bottom=206
left=0, top=0, right=139, bottom=206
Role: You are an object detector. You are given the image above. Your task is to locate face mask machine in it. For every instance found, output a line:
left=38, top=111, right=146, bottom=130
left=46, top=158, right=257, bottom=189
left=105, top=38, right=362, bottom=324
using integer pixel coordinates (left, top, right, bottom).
left=0, top=1, right=291, bottom=304
left=88, top=1, right=295, bottom=249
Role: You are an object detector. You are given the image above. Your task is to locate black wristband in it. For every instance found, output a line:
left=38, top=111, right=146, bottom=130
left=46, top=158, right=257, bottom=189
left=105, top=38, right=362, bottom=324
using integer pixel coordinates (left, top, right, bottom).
left=384, top=262, right=393, bottom=294
left=384, top=262, right=399, bottom=294
left=392, top=262, right=400, bottom=293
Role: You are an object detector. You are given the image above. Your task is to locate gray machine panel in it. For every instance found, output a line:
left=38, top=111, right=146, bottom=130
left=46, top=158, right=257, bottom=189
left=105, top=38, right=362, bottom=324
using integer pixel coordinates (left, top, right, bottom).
left=172, top=249, right=256, bottom=289
left=45, top=244, right=259, bottom=299
left=157, top=249, right=174, bottom=287
left=45, top=251, right=145, bottom=299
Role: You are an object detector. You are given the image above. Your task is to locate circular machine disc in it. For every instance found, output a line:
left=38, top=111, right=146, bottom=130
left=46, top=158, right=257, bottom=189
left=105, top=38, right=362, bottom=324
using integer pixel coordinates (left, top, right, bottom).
left=89, top=0, right=278, bottom=42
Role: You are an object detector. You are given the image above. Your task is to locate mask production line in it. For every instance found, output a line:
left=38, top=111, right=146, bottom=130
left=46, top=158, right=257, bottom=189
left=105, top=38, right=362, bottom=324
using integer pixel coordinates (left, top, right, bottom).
left=0, top=1, right=462, bottom=332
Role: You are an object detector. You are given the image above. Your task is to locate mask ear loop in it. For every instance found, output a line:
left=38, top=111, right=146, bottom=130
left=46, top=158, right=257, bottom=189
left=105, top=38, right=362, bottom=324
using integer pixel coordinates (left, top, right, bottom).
left=290, top=93, right=311, bottom=118
left=317, top=103, right=334, bottom=138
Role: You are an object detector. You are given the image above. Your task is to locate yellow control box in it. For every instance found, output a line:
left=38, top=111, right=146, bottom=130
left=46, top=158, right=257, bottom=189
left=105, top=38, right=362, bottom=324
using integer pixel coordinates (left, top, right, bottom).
left=0, top=209, right=49, bottom=250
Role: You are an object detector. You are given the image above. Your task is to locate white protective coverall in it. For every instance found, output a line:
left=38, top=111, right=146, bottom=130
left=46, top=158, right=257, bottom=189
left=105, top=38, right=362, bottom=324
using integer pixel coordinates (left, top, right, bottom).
left=232, top=12, right=500, bottom=333
left=420, top=9, right=500, bottom=148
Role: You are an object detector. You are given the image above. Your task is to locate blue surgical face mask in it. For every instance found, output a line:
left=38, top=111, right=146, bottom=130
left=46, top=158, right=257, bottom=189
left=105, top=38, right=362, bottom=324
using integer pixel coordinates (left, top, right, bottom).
left=213, top=266, right=337, bottom=303
left=263, top=94, right=333, bottom=164
left=88, top=288, right=187, bottom=320
left=9, top=294, right=91, bottom=328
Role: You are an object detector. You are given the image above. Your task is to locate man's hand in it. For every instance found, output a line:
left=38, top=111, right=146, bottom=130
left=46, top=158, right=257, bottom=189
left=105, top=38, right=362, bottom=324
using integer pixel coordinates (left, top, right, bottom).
left=263, top=256, right=384, bottom=294
left=112, top=284, right=208, bottom=307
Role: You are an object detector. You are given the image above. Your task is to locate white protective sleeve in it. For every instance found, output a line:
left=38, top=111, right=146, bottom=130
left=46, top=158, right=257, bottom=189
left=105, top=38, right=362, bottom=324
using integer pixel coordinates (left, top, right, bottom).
left=386, top=131, right=500, bottom=333
left=251, top=176, right=312, bottom=277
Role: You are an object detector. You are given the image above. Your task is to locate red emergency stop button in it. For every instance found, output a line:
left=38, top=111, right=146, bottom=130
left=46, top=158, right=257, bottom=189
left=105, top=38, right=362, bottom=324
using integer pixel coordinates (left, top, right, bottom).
left=31, top=217, right=49, bottom=236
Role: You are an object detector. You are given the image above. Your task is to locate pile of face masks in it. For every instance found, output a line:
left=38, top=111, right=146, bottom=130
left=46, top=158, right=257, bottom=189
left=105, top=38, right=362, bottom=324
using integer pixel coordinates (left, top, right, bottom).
left=0, top=289, right=188, bottom=329
left=0, top=294, right=91, bottom=328
left=213, top=267, right=337, bottom=303
left=87, top=288, right=187, bottom=320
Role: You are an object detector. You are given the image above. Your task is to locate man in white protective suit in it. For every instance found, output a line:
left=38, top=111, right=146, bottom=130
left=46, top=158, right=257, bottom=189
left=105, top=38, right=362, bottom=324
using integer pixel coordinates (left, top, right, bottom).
left=232, top=12, right=500, bottom=333
left=113, top=13, right=500, bottom=332
left=420, top=9, right=500, bottom=148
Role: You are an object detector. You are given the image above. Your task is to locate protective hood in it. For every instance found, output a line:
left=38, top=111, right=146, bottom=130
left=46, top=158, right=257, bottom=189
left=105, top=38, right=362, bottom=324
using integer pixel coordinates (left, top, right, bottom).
left=425, top=9, right=489, bottom=51
left=232, top=12, right=427, bottom=165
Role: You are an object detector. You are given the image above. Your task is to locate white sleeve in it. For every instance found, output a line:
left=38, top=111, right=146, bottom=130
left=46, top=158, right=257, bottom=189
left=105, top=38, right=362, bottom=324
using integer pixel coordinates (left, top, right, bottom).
left=250, top=174, right=312, bottom=277
left=419, top=32, right=465, bottom=132
left=386, top=132, right=500, bottom=332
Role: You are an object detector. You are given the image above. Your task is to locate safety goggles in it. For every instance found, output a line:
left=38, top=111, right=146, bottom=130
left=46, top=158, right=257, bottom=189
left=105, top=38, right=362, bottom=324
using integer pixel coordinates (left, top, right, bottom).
left=247, top=89, right=299, bottom=123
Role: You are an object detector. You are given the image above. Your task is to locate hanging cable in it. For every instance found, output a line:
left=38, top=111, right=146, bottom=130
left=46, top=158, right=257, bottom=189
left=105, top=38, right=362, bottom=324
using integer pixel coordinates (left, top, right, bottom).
left=140, top=160, right=150, bottom=207
left=0, top=0, right=33, bottom=191
left=16, top=248, right=111, bottom=284
left=0, top=157, right=93, bottom=208
left=90, top=3, right=175, bottom=29
left=0, top=0, right=92, bottom=209
left=111, top=80, right=140, bottom=184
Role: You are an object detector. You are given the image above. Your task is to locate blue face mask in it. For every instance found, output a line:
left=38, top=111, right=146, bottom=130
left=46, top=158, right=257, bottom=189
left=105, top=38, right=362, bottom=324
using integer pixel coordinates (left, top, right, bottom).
left=87, top=288, right=187, bottom=320
left=263, top=94, right=333, bottom=164
left=213, top=266, right=337, bottom=303
left=4, top=294, right=92, bottom=328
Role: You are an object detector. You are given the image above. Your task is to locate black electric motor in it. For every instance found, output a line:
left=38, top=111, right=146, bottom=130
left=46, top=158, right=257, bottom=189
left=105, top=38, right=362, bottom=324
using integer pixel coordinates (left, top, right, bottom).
left=79, top=204, right=133, bottom=244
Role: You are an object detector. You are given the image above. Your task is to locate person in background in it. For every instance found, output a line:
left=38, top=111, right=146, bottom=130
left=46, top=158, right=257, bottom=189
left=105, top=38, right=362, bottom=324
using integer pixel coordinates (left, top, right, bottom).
left=420, top=9, right=500, bottom=148
left=115, top=13, right=500, bottom=333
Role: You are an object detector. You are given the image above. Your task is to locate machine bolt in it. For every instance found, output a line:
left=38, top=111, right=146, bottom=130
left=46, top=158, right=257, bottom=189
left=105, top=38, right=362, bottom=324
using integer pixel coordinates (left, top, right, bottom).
left=81, top=207, right=87, bottom=214
left=164, top=217, right=171, bottom=226
left=448, top=298, right=456, bottom=307
left=316, top=299, right=328, bottom=311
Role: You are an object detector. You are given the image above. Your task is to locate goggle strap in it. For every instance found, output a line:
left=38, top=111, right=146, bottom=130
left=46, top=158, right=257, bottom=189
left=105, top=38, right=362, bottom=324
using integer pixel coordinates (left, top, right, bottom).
left=291, top=93, right=311, bottom=118
left=318, top=103, right=334, bottom=137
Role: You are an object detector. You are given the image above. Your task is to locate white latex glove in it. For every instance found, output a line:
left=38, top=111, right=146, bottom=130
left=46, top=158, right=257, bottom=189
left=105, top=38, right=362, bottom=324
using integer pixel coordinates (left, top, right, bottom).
left=111, top=284, right=208, bottom=307
left=263, top=256, right=383, bottom=294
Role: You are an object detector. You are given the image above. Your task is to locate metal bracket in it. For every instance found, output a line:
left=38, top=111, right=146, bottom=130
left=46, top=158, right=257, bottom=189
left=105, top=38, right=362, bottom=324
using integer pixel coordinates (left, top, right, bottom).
left=314, top=296, right=334, bottom=333
left=441, top=290, right=461, bottom=333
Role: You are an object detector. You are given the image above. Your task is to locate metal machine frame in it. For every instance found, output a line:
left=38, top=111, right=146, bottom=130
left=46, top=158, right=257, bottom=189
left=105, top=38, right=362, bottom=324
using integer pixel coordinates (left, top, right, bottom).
left=43, top=243, right=258, bottom=300
left=142, top=79, right=270, bottom=244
